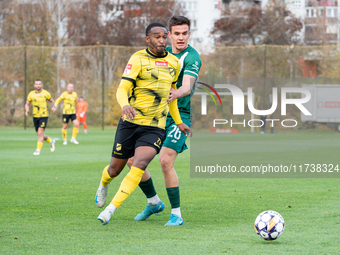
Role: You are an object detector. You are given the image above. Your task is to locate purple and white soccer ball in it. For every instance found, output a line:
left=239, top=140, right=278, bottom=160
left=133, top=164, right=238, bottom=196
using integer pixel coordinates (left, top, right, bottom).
left=254, top=210, right=285, bottom=241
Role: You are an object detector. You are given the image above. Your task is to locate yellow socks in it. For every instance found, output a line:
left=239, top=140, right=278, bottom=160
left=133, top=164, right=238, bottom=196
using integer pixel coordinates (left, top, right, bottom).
left=62, top=129, right=67, bottom=140
left=37, top=141, right=43, bottom=150
left=45, top=137, right=51, bottom=143
left=72, top=128, right=78, bottom=138
left=101, top=166, right=115, bottom=187
left=111, top=166, right=144, bottom=208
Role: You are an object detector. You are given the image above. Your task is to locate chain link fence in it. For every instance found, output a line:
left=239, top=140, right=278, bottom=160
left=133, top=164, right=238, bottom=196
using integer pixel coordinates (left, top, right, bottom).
left=1, top=45, right=340, bottom=130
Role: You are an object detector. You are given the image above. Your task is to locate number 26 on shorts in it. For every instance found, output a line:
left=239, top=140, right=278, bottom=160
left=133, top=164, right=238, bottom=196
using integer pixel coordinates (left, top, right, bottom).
left=168, top=124, right=181, bottom=140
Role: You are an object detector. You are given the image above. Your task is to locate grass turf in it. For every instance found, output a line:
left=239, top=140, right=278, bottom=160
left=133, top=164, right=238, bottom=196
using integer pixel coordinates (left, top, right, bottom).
left=0, top=127, right=339, bottom=254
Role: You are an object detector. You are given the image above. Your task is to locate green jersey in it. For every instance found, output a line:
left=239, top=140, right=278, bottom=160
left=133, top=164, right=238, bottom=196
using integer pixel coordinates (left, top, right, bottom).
left=166, top=45, right=202, bottom=118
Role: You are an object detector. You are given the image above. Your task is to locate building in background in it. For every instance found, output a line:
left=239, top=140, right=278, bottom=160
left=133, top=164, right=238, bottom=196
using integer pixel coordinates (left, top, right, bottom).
left=262, top=0, right=340, bottom=45
left=179, top=0, right=223, bottom=47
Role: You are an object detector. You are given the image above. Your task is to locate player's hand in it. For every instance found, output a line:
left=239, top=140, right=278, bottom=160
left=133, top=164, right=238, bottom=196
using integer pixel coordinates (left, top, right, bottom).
left=51, top=107, right=56, bottom=113
left=177, top=123, right=192, bottom=137
left=121, top=105, right=137, bottom=121
left=25, top=110, right=29, bottom=117
left=80, top=112, right=85, bottom=118
left=168, top=88, right=179, bottom=104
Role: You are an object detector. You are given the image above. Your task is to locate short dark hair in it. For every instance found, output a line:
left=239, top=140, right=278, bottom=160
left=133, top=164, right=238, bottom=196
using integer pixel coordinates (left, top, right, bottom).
left=168, top=16, right=191, bottom=32
left=35, top=79, right=43, bottom=84
left=145, top=22, right=166, bottom=36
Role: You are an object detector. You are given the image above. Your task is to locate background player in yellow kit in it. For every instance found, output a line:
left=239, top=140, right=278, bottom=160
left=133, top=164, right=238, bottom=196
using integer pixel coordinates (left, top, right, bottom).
left=25, top=79, right=56, bottom=155
left=76, top=96, right=88, bottom=134
left=52, top=83, right=79, bottom=145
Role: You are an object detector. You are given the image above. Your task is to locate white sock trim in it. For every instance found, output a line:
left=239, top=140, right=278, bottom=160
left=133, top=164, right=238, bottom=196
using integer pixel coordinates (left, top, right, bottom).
left=171, top=207, right=181, bottom=218
left=147, top=194, right=161, bottom=205
left=99, top=183, right=109, bottom=189
left=107, top=203, right=117, bottom=213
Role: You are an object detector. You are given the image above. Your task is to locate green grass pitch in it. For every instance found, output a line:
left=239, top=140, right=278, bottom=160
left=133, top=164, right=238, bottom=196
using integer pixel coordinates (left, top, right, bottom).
left=0, top=127, right=339, bottom=254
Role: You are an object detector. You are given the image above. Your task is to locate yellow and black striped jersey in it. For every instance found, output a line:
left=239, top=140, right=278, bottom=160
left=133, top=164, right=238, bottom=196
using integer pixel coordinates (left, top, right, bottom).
left=117, top=48, right=180, bottom=129
left=55, top=91, right=78, bottom=114
left=27, top=89, right=52, bottom=117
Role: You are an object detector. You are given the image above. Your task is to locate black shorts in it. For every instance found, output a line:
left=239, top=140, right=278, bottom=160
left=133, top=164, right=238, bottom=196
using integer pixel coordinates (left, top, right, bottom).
left=33, top=117, right=48, bottom=132
left=62, top=114, right=77, bottom=123
left=111, top=119, right=165, bottom=159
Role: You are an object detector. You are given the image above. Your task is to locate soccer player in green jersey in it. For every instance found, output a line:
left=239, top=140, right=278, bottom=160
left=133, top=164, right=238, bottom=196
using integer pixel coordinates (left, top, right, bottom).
left=131, top=16, right=202, bottom=226
left=25, top=79, right=56, bottom=155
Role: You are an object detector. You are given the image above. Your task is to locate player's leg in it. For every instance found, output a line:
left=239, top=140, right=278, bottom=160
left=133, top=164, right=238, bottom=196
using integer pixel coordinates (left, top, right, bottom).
left=62, top=115, right=68, bottom=145
left=33, top=117, right=48, bottom=155
left=43, top=134, right=56, bottom=152
left=77, top=115, right=87, bottom=134
left=96, top=156, right=128, bottom=208
left=98, top=146, right=158, bottom=225
left=160, top=117, right=190, bottom=226
left=128, top=158, right=164, bottom=221
left=32, top=118, right=40, bottom=155
left=160, top=147, right=184, bottom=226
left=70, top=116, right=79, bottom=144
left=97, top=156, right=129, bottom=225
left=34, top=127, right=45, bottom=155
left=83, top=122, right=87, bottom=134
left=96, top=118, right=135, bottom=209
left=40, top=118, right=55, bottom=152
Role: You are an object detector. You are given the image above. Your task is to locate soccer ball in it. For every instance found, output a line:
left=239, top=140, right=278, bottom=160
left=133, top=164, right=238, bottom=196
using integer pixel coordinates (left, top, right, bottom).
left=254, top=210, right=285, bottom=241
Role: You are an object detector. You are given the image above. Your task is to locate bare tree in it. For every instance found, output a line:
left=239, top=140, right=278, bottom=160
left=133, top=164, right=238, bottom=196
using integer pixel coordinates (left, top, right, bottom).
left=67, top=0, right=184, bottom=46
left=1, top=0, right=58, bottom=46
left=212, top=0, right=303, bottom=46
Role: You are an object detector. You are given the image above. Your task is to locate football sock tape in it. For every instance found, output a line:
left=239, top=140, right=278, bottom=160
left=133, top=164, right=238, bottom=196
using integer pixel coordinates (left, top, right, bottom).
left=111, top=166, right=144, bottom=208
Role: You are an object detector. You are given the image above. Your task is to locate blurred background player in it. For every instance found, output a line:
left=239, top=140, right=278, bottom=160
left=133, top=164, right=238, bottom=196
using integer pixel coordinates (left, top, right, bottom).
left=131, top=16, right=202, bottom=226
left=52, top=83, right=79, bottom=145
left=25, top=79, right=56, bottom=155
left=76, top=96, right=88, bottom=134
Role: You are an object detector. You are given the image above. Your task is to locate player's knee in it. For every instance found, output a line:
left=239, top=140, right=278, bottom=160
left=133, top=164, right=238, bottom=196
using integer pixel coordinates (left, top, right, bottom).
left=160, top=156, right=173, bottom=172
left=132, top=159, right=149, bottom=171
left=126, top=158, right=133, bottom=169
left=107, top=164, right=122, bottom=177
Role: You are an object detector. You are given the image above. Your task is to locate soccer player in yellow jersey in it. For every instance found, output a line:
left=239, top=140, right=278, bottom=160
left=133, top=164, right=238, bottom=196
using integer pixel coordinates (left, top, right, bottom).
left=25, top=79, right=56, bottom=156
left=95, top=22, right=191, bottom=225
left=130, top=16, right=202, bottom=226
left=52, top=83, right=80, bottom=145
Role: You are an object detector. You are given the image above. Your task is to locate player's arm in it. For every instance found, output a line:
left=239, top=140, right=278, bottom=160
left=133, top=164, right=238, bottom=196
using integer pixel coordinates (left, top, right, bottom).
left=169, top=55, right=202, bottom=103
left=52, top=94, right=63, bottom=111
left=117, top=55, right=141, bottom=121
left=25, top=100, right=31, bottom=116
left=84, top=102, right=88, bottom=113
left=168, top=74, right=196, bottom=103
left=49, top=98, right=56, bottom=112
left=169, top=83, right=192, bottom=137
left=116, top=80, right=136, bottom=121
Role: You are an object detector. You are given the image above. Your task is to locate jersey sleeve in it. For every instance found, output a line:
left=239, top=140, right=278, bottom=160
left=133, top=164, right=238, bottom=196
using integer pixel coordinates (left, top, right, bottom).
left=117, top=55, right=142, bottom=108
left=55, top=92, right=65, bottom=107
left=116, top=80, right=133, bottom=108
left=173, top=59, right=181, bottom=84
left=183, top=53, right=202, bottom=79
left=46, top=91, right=52, bottom=100
left=121, top=54, right=141, bottom=82
left=169, top=62, right=183, bottom=125
left=27, top=92, right=32, bottom=101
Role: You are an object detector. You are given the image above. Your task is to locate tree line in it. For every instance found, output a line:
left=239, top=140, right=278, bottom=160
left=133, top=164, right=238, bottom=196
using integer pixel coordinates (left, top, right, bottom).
left=0, top=0, right=184, bottom=47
